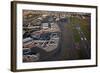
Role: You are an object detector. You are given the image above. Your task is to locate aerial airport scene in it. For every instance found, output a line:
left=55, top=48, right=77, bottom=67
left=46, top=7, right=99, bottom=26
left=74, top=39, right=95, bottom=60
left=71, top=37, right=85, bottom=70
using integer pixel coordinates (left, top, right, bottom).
left=23, top=10, right=91, bottom=62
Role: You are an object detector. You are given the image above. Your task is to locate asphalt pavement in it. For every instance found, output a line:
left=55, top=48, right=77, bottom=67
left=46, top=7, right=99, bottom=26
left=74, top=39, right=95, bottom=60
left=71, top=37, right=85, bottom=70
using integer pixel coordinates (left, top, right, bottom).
left=77, top=27, right=91, bottom=59
left=56, top=20, right=79, bottom=60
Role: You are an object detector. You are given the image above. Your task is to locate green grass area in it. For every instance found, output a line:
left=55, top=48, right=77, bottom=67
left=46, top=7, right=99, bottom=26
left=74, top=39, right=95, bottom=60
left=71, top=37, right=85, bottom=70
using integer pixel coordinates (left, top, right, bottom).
left=68, top=17, right=81, bottom=43
left=69, top=17, right=90, bottom=41
left=65, top=16, right=90, bottom=59
left=79, top=19, right=90, bottom=41
left=63, top=18, right=80, bottom=43
left=73, top=28, right=81, bottom=42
